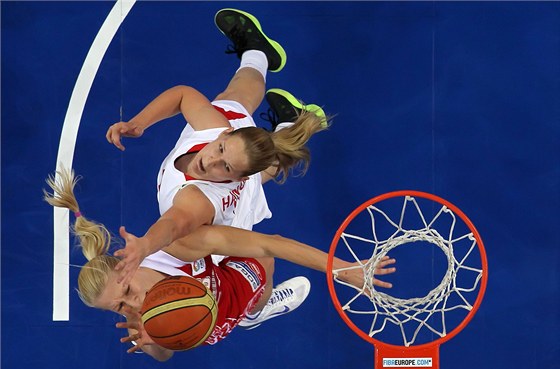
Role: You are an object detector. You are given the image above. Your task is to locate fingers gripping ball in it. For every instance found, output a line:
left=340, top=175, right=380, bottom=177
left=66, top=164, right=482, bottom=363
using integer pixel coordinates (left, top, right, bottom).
left=141, top=276, right=217, bottom=351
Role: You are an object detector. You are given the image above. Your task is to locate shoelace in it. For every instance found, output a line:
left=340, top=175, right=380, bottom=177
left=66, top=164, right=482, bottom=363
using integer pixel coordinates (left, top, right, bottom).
left=268, top=288, right=295, bottom=307
left=259, top=108, right=279, bottom=131
left=224, top=26, right=248, bottom=57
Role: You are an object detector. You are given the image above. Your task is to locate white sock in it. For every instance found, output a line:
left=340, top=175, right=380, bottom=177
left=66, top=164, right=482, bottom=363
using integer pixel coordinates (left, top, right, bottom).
left=274, top=122, right=294, bottom=132
left=237, top=50, right=268, bottom=82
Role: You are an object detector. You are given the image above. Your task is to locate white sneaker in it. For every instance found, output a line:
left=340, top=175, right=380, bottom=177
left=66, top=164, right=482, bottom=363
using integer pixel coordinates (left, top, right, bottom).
left=238, top=276, right=311, bottom=330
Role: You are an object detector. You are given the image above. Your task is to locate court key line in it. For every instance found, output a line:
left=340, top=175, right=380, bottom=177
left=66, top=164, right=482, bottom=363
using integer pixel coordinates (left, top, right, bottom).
left=53, top=0, right=135, bottom=321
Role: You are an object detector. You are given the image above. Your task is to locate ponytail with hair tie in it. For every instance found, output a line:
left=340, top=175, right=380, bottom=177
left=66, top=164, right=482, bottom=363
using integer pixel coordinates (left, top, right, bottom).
left=43, top=168, right=112, bottom=261
left=231, top=109, right=330, bottom=183
left=44, top=168, right=120, bottom=307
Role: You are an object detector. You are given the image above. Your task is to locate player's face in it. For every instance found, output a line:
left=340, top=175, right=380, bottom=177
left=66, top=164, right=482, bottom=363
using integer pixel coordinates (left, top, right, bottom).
left=93, top=271, right=147, bottom=314
left=190, top=131, right=250, bottom=182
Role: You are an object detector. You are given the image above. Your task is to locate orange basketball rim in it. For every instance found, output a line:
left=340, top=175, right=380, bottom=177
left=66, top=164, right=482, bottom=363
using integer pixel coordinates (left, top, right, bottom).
left=326, top=191, right=488, bottom=368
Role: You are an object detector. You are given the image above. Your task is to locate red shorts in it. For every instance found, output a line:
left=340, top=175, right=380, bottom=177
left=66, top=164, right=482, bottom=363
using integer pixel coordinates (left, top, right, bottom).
left=204, top=257, right=267, bottom=345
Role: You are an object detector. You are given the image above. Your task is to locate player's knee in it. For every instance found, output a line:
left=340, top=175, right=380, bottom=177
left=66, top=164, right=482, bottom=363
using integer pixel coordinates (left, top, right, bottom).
left=215, top=91, right=253, bottom=111
left=258, top=257, right=275, bottom=278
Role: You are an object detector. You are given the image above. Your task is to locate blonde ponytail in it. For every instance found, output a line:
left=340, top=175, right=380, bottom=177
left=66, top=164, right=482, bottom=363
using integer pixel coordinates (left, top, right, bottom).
left=44, top=168, right=111, bottom=261
left=230, top=109, right=329, bottom=183
left=270, top=110, right=328, bottom=183
left=44, top=168, right=118, bottom=307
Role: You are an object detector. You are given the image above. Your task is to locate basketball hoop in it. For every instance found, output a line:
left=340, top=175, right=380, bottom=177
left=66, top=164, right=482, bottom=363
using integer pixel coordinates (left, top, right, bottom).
left=327, top=191, right=488, bottom=368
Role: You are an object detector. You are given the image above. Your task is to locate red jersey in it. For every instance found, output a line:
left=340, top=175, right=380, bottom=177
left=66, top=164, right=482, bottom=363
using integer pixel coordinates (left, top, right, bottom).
left=140, top=251, right=266, bottom=345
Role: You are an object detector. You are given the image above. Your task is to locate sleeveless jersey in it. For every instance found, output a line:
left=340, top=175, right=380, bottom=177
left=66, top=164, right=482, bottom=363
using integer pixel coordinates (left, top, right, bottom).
left=140, top=251, right=266, bottom=345
left=156, top=100, right=271, bottom=230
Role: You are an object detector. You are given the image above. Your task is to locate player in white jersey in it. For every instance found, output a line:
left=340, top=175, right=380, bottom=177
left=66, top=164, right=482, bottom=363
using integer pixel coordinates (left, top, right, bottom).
left=155, top=99, right=271, bottom=231
left=44, top=169, right=397, bottom=362
left=105, top=9, right=331, bottom=286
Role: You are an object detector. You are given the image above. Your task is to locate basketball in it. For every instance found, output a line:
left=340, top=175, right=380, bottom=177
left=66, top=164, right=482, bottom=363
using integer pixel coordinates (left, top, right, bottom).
left=141, top=276, right=217, bottom=351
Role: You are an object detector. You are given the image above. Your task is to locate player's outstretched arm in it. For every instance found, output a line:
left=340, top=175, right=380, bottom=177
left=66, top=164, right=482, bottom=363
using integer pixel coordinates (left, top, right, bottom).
left=114, top=185, right=215, bottom=285
left=106, top=85, right=230, bottom=150
left=165, top=225, right=396, bottom=289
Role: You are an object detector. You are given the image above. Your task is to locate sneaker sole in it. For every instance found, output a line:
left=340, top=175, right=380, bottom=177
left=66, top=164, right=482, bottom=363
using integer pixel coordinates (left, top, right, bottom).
left=266, top=88, right=328, bottom=128
left=240, top=323, right=262, bottom=331
left=238, top=277, right=311, bottom=330
left=238, top=306, right=290, bottom=330
left=215, top=8, right=287, bottom=72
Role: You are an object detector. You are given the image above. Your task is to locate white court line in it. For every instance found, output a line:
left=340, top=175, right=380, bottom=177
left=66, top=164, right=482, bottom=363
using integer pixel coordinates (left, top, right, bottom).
left=53, top=0, right=135, bottom=321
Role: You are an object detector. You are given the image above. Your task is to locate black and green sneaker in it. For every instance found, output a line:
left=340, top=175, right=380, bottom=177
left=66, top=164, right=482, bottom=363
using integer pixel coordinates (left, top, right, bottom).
left=262, top=88, right=327, bottom=131
left=215, top=8, right=287, bottom=72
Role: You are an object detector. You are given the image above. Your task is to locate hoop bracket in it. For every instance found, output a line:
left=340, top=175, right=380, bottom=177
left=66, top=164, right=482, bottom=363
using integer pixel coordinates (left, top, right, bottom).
left=375, top=344, right=440, bottom=368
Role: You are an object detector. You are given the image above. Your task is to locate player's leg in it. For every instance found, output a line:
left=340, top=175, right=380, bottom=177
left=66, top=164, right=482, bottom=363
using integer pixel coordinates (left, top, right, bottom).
left=239, top=256, right=311, bottom=330
left=214, top=9, right=287, bottom=115
left=215, top=66, right=266, bottom=116
left=248, top=256, right=275, bottom=313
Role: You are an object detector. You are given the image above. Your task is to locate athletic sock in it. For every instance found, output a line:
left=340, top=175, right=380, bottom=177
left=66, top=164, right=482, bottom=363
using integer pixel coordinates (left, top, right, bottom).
left=237, top=50, right=268, bottom=82
left=274, top=122, right=294, bottom=132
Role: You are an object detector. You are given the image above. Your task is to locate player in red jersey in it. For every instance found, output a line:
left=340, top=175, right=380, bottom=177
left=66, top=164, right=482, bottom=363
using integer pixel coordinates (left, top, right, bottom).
left=44, top=170, right=396, bottom=361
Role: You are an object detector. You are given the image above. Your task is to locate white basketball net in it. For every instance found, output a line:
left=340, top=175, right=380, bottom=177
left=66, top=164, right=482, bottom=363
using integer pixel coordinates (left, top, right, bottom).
left=332, top=196, right=484, bottom=347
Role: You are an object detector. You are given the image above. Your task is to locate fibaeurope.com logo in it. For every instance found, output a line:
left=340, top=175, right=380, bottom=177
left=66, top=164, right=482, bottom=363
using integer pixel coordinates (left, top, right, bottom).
left=383, top=358, right=433, bottom=367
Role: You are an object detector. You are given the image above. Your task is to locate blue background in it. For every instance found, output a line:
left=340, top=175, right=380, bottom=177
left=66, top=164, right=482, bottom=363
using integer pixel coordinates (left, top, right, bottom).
left=2, top=1, right=559, bottom=368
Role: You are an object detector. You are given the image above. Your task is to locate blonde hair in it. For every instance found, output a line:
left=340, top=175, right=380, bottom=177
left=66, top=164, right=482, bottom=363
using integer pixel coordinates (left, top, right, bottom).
left=230, top=109, right=329, bottom=183
left=43, top=168, right=117, bottom=307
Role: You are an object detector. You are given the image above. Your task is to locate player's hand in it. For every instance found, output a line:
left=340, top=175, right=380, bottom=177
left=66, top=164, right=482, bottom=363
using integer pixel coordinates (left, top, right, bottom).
left=106, top=121, right=144, bottom=151
left=114, top=226, right=149, bottom=285
left=117, top=306, right=155, bottom=354
left=336, top=266, right=364, bottom=289
left=372, top=256, right=396, bottom=288
left=337, top=256, right=396, bottom=290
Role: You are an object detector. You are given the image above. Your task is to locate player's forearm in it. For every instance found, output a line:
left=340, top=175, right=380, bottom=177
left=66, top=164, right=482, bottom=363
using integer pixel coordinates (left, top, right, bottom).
left=263, top=234, right=351, bottom=273
left=144, top=216, right=198, bottom=257
left=128, top=86, right=186, bottom=131
left=203, top=226, right=351, bottom=273
left=167, top=226, right=351, bottom=274
left=142, top=345, right=174, bottom=362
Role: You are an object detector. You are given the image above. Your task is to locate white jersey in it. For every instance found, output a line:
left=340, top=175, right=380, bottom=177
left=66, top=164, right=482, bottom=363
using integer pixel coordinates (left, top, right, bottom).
left=156, top=100, right=271, bottom=230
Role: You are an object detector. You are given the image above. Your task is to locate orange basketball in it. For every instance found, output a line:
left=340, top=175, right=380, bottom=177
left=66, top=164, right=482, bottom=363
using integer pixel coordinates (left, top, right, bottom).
left=141, top=275, right=217, bottom=351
